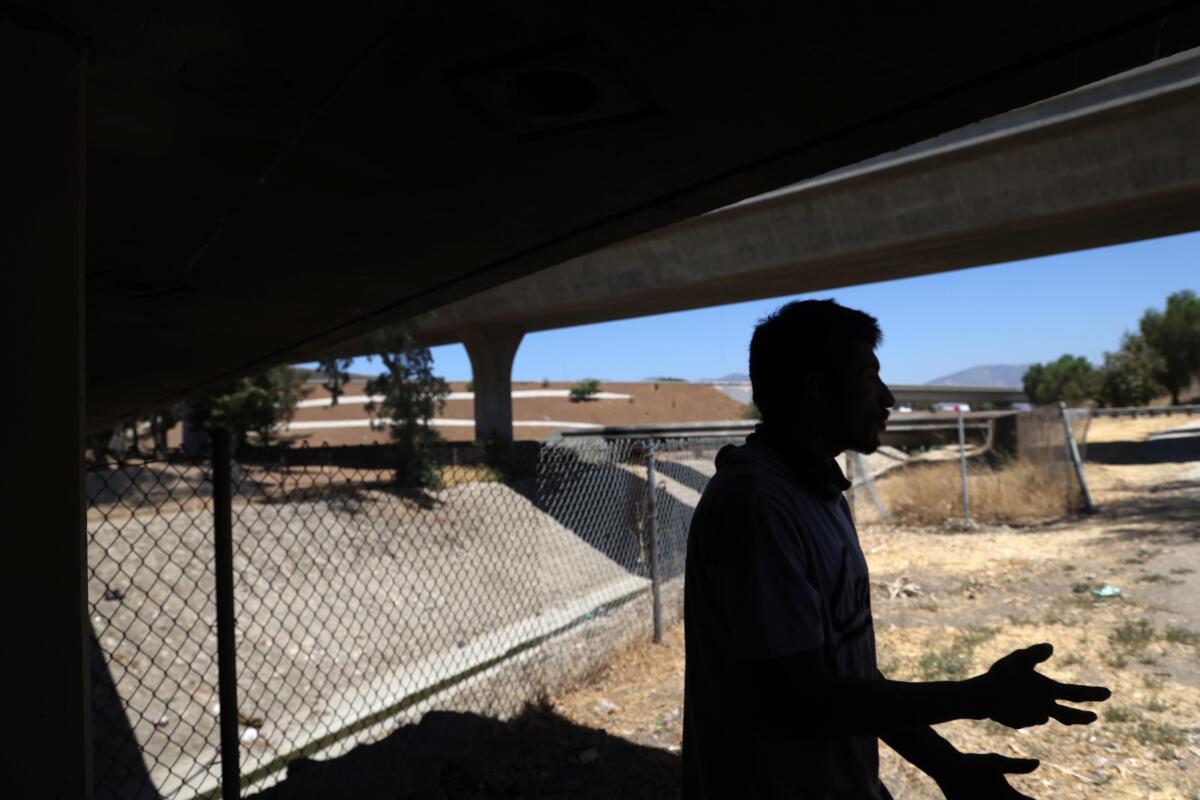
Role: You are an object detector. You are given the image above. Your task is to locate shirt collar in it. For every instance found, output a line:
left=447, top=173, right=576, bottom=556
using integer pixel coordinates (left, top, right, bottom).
left=747, top=422, right=851, bottom=500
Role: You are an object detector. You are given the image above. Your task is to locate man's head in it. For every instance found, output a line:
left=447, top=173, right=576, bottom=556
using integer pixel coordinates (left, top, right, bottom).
left=749, top=299, right=894, bottom=455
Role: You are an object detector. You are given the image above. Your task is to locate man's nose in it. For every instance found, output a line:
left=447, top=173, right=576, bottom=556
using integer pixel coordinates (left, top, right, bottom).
left=881, top=382, right=895, bottom=409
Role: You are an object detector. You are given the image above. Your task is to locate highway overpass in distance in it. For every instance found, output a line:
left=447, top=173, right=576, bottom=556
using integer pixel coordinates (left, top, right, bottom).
left=318, top=48, right=1200, bottom=442
left=711, top=382, right=1026, bottom=407
left=889, top=385, right=1027, bottom=406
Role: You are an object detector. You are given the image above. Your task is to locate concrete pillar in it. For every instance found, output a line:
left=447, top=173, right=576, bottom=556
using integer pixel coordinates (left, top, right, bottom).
left=3, top=5, right=93, bottom=799
left=181, top=403, right=211, bottom=457
left=461, top=328, right=524, bottom=444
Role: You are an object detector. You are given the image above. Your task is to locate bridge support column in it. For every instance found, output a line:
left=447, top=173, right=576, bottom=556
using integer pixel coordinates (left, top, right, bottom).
left=4, top=9, right=93, bottom=799
left=462, top=328, right=524, bottom=444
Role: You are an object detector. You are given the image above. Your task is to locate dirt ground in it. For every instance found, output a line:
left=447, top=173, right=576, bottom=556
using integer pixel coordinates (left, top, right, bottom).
left=545, top=419, right=1200, bottom=799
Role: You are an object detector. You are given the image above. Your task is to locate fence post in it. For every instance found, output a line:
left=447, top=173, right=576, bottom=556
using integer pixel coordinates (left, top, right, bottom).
left=854, top=451, right=893, bottom=525
left=1058, top=401, right=1095, bottom=513
left=957, top=409, right=970, bottom=524
left=646, top=441, right=663, bottom=645
left=212, top=429, right=242, bottom=800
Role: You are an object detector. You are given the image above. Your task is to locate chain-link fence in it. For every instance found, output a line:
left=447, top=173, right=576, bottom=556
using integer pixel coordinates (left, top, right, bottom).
left=87, top=434, right=743, bottom=799
left=1016, top=405, right=1092, bottom=512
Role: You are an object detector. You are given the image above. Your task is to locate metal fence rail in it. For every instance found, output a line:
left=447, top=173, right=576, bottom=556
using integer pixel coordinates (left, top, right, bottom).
left=1091, top=403, right=1200, bottom=417
left=87, top=434, right=744, bottom=799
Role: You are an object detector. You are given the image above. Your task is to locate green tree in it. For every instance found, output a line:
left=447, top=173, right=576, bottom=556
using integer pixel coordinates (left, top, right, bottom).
left=198, top=366, right=310, bottom=448
left=1021, top=355, right=1096, bottom=406
left=1095, top=334, right=1166, bottom=408
left=569, top=378, right=601, bottom=402
left=364, top=326, right=449, bottom=488
left=1139, top=290, right=1200, bottom=406
left=317, top=356, right=353, bottom=406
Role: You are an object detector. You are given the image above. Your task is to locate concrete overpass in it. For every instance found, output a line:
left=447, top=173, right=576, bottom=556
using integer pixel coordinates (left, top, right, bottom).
left=889, top=385, right=1027, bottom=406
left=332, top=49, right=1200, bottom=441
left=711, top=382, right=1026, bottom=407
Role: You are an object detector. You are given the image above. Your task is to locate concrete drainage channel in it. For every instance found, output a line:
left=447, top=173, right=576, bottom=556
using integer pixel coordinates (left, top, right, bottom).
left=177, top=576, right=656, bottom=800
left=88, top=437, right=707, bottom=800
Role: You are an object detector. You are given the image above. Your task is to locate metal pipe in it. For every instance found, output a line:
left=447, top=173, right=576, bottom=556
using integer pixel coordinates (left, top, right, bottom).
left=646, top=442, right=663, bottom=644
left=957, top=410, right=970, bottom=523
left=212, top=429, right=242, bottom=800
left=1058, top=401, right=1095, bottom=513
left=854, top=451, right=893, bottom=525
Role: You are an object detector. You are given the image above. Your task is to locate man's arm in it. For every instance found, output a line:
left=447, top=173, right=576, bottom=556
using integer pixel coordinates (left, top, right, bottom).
left=736, top=649, right=986, bottom=737
left=734, top=643, right=1108, bottom=739
left=873, top=667, right=962, bottom=777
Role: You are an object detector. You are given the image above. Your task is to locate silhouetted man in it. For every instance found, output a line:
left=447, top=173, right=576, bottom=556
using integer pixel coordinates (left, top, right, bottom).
left=682, top=300, right=1109, bottom=799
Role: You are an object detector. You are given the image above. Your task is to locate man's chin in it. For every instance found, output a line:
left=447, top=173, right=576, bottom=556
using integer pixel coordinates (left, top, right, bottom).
left=850, top=436, right=881, bottom=455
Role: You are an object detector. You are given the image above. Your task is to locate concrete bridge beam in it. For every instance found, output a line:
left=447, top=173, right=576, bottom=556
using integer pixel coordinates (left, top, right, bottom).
left=396, top=50, right=1200, bottom=347
left=5, top=9, right=93, bottom=798
left=462, top=328, right=524, bottom=444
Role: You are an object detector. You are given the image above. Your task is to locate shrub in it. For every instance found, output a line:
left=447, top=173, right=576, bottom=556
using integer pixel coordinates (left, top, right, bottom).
left=569, top=379, right=601, bottom=402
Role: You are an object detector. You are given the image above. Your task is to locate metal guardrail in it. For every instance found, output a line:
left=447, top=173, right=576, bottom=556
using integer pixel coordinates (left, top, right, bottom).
left=561, top=412, right=1014, bottom=441
left=1091, top=404, right=1200, bottom=418
left=560, top=420, right=754, bottom=439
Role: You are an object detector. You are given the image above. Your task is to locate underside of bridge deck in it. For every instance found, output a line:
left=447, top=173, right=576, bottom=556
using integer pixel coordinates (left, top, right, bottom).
left=60, top=0, right=1200, bottom=429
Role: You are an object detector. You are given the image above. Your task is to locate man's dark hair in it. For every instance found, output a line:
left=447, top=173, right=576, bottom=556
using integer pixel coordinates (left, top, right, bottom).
left=749, top=299, right=882, bottom=422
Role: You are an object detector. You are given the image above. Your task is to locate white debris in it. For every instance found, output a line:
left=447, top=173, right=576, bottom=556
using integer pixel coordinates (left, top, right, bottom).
left=594, top=698, right=620, bottom=715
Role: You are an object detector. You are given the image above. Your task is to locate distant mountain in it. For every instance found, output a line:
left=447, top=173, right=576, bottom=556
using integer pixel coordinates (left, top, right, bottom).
left=703, top=372, right=750, bottom=382
left=926, top=364, right=1030, bottom=387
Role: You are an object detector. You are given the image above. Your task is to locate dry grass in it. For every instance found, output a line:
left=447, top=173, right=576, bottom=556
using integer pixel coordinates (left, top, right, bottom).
left=1085, top=413, right=1198, bottom=444
left=437, top=463, right=504, bottom=487
left=874, top=460, right=1078, bottom=527
left=551, top=623, right=686, bottom=750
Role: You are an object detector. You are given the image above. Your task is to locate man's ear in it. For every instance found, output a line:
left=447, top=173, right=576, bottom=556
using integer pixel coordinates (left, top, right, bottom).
left=797, top=372, right=829, bottom=413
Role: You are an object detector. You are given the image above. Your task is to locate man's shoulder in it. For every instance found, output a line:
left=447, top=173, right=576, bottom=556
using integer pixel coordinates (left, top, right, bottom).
left=709, top=441, right=804, bottom=497
left=699, top=448, right=802, bottom=520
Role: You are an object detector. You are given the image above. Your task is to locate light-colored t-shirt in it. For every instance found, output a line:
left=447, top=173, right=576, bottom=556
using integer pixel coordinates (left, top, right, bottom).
left=682, top=434, right=887, bottom=799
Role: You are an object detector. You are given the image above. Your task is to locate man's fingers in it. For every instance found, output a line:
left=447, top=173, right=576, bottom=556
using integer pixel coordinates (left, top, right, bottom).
left=1048, top=703, right=1098, bottom=725
left=976, top=753, right=1040, bottom=774
left=1053, top=681, right=1111, bottom=703
left=1007, top=642, right=1054, bottom=667
left=990, top=755, right=1040, bottom=774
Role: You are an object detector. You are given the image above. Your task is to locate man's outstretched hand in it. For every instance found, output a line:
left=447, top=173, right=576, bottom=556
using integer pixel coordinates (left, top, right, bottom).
left=974, top=643, right=1110, bottom=729
left=931, top=752, right=1040, bottom=800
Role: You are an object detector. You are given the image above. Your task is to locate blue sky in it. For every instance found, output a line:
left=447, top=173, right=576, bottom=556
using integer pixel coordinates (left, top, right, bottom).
left=306, top=231, right=1198, bottom=385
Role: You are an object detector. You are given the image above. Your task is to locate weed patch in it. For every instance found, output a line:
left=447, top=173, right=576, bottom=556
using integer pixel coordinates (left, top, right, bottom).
left=1103, top=706, right=1138, bottom=723
left=1109, top=619, right=1155, bottom=654
left=1131, top=721, right=1186, bottom=747
left=918, top=628, right=997, bottom=680
left=1165, top=626, right=1200, bottom=645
